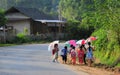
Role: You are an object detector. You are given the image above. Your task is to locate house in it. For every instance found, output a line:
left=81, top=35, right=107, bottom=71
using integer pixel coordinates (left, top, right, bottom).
left=5, top=6, right=66, bottom=40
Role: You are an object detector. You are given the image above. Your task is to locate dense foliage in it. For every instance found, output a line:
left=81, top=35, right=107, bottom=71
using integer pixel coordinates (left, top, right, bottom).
left=91, top=0, right=120, bottom=66
left=0, top=0, right=59, bottom=15
left=0, top=10, right=6, bottom=26
left=59, top=0, right=120, bottom=67
left=59, top=0, right=96, bottom=39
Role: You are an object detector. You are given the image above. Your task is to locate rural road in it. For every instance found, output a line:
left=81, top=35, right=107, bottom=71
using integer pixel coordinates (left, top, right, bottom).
left=0, top=44, right=89, bottom=75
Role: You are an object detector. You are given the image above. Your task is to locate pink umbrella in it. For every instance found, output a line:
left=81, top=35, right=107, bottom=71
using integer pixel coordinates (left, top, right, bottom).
left=87, top=36, right=97, bottom=42
left=69, top=40, right=76, bottom=46
left=89, top=36, right=97, bottom=41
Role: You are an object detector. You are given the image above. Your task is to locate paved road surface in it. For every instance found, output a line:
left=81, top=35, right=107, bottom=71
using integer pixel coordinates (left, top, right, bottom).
left=0, top=44, right=89, bottom=75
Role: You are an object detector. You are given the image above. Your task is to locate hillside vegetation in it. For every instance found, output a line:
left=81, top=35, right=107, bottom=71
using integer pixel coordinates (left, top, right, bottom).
left=59, top=0, right=120, bottom=67
left=0, top=0, right=59, bottom=15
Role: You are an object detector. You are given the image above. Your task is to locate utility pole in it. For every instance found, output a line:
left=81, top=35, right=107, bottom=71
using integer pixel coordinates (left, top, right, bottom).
left=3, top=25, right=6, bottom=43
left=58, top=7, right=62, bottom=21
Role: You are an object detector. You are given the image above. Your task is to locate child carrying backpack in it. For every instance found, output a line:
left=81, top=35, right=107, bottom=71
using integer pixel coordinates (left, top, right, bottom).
left=70, top=46, right=76, bottom=65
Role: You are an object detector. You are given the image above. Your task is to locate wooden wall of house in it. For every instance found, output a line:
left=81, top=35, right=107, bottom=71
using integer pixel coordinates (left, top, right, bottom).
left=30, top=21, right=66, bottom=40
left=31, top=21, right=48, bottom=35
left=46, top=22, right=66, bottom=40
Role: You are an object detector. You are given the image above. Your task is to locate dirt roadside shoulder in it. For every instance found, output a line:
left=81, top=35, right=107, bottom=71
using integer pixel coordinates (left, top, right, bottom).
left=58, top=57, right=119, bottom=75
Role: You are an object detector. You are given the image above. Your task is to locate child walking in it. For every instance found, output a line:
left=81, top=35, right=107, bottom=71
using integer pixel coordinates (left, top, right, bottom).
left=86, top=42, right=94, bottom=66
left=77, top=46, right=84, bottom=64
left=52, top=44, right=59, bottom=62
left=70, top=46, right=76, bottom=65
left=61, top=46, right=68, bottom=64
left=68, top=45, right=73, bottom=64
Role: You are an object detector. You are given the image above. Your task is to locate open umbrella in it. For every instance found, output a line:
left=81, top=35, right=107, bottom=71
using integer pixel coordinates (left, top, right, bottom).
left=89, top=36, right=97, bottom=41
left=76, top=39, right=86, bottom=45
left=87, top=36, right=97, bottom=42
left=76, top=40, right=82, bottom=44
left=48, top=40, right=59, bottom=51
left=69, top=40, right=76, bottom=47
left=65, top=41, right=70, bottom=47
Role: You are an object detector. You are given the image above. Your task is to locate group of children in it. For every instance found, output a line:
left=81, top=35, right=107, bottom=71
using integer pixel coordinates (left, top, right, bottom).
left=52, top=42, right=94, bottom=67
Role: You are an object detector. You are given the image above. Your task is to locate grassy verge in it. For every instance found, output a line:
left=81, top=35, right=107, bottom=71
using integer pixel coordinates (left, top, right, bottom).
left=23, top=40, right=51, bottom=44
left=0, top=44, right=16, bottom=47
left=116, top=63, right=120, bottom=67
left=0, top=40, right=55, bottom=47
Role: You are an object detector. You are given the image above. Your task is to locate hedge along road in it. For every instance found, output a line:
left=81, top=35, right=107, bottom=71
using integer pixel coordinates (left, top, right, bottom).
left=0, top=44, right=89, bottom=75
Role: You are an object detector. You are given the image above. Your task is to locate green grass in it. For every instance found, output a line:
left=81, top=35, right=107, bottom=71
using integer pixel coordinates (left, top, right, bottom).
left=116, top=63, right=120, bottom=67
left=0, top=44, right=16, bottom=47
left=94, top=49, right=119, bottom=66
left=24, top=40, right=52, bottom=44
left=0, top=40, right=52, bottom=47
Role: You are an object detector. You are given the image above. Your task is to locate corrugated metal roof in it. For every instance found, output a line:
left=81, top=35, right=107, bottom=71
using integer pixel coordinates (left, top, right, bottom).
left=5, top=6, right=66, bottom=23
left=35, top=19, right=65, bottom=23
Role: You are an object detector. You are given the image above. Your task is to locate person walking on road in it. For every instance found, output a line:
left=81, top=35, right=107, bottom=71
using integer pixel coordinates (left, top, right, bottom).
left=77, top=46, right=84, bottom=64
left=71, top=46, right=76, bottom=65
left=86, top=42, right=94, bottom=67
left=82, top=44, right=87, bottom=65
left=68, top=45, right=73, bottom=64
left=60, top=46, right=68, bottom=64
left=52, top=44, right=59, bottom=62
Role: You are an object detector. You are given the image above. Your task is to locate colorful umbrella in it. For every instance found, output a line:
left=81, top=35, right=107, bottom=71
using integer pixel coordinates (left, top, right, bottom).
left=89, top=36, right=97, bottom=41
left=76, top=39, right=86, bottom=45
left=76, top=40, right=82, bottom=44
left=87, top=36, right=97, bottom=42
left=81, top=39, right=86, bottom=45
left=65, top=41, right=70, bottom=47
left=48, top=40, right=59, bottom=51
left=69, top=40, right=76, bottom=46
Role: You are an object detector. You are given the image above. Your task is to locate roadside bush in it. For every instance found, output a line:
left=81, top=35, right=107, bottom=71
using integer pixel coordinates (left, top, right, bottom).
left=6, top=33, right=53, bottom=44
left=16, top=33, right=28, bottom=43
left=92, top=28, right=120, bottom=66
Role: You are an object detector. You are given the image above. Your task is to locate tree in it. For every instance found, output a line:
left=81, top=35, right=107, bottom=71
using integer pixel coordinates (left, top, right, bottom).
left=0, top=11, right=6, bottom=27
left=59, top=0, right=81, bottom=20
left=0, top=0, right=60, bottom=16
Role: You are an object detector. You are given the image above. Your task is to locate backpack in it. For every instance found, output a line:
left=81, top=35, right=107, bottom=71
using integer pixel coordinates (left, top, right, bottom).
left=71, top=50, right=76, bottom=57
left=52, top=49, right=56, bottom=55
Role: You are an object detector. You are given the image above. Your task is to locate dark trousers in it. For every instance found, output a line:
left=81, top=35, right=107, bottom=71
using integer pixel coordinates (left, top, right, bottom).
left=61, top=55, right=67, bottom=63
left=84, top=54, right=87, bottom=64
